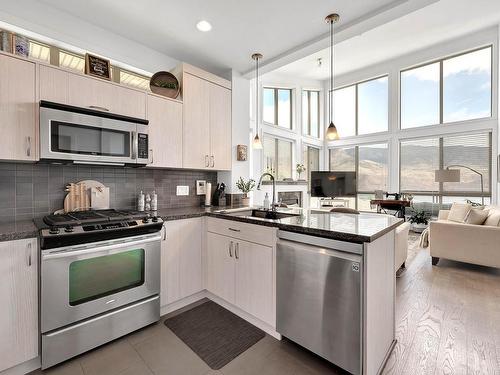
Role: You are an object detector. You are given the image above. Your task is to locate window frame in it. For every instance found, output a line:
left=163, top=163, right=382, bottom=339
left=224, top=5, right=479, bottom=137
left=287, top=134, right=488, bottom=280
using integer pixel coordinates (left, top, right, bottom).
left=262, top=87, right=293, bottom=129
left=302, top=89, right=321, bottom=138
left=398, top=131, right=492, bottom=201
left=262, top=133, right=294, bottom=181
left=332, top=74, right=389, bottom=138
left=399, top=45, right=493, bottom=130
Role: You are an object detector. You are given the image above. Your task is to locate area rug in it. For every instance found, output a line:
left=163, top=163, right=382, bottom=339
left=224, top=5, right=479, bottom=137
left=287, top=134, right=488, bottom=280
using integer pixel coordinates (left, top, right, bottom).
left=164, top=300, right=265, bottom=370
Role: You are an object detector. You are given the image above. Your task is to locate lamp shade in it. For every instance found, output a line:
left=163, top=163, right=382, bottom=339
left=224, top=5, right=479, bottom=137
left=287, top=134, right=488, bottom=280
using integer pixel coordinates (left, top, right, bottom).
left=434, top=169, right=460, bottom=183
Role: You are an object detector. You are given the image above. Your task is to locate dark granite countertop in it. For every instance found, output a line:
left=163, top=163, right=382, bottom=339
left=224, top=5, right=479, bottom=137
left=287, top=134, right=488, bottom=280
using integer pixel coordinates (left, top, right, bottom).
left=0, top=220, right=39, bottom=242
left=0, top=205, right=402, bottom=244
left=206, top=207, right=403, bottom=243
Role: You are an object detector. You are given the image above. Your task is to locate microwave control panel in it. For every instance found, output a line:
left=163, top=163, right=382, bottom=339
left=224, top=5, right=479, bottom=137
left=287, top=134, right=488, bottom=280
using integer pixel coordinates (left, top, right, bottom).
left=137, top=133, right=149, bottom=159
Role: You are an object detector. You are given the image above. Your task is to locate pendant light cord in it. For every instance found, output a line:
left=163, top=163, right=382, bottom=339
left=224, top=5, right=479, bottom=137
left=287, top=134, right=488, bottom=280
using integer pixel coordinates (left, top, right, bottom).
left=256, top=56, right=259, bottom=136
left=329, top=18, right=333, bottom=125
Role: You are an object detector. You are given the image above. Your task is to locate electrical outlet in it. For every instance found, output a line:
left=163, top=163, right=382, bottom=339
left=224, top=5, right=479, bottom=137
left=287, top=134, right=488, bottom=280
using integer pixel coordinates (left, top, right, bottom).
left=176, top=186, right=189, bottom=196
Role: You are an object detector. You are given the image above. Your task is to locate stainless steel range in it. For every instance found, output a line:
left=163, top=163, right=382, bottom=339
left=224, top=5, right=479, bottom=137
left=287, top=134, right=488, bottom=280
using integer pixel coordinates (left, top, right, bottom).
left=37, top=209, right=163, bottom=369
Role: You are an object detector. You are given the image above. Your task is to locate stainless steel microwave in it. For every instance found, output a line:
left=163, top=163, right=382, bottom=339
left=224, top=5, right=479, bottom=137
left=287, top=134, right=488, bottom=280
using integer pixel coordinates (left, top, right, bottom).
left=39, top=101, right=149, bottom=166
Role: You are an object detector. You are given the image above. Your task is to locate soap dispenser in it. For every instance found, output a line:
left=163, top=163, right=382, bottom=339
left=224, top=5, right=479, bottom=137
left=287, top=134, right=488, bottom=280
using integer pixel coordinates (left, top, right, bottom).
left=263, top=193, right=270, bottom=210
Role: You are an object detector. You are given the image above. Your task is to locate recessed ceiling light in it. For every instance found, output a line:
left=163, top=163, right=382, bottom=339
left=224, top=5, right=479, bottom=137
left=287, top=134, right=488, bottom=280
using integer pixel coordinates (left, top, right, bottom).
left=196, top=20, right=212, bottom=32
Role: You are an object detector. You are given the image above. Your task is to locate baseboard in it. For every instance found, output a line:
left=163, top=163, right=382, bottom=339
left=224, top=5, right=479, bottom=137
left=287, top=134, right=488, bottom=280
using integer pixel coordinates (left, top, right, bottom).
left=0, top=357, right=40, bottom=375
left=205, top=292, right=282, bottom=340
left=160, top=290, right=208, bottom=316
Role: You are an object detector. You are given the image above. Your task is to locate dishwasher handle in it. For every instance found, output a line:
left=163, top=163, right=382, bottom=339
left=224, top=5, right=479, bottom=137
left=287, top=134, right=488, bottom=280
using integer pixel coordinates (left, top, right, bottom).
left=277, top=238, right=362, bottom=263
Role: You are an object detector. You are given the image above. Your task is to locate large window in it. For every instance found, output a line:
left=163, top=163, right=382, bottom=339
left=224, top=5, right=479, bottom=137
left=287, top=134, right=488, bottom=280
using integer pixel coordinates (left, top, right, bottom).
left=400, top=132, right=491, bottom=201
left=401, top=46, right=492, bottom=129
left=263, top=135, right=293, bottom=181
left=302, top=90, right=320, bottom=137
left=329, top=143, right=388, bottom=210
left=302, top=145, right=320, bottom=180
left=263, top=87, right=292, bottom=129
left=333, top=76, right=388, bottom=137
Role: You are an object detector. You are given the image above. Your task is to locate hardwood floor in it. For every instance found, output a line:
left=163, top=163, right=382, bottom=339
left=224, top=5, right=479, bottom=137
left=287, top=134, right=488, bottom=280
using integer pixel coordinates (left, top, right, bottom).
left=383, top=235, right=500, bottom=375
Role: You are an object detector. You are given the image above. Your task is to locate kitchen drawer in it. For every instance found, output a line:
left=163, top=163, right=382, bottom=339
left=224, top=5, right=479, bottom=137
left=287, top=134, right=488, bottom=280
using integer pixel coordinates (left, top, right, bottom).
left=207, top=218, right=276, bottom=246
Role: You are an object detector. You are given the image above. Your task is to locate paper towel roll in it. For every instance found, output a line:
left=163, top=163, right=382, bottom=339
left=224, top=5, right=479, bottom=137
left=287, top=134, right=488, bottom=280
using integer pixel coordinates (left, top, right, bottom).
left=205, top=182, right=212, bottom=206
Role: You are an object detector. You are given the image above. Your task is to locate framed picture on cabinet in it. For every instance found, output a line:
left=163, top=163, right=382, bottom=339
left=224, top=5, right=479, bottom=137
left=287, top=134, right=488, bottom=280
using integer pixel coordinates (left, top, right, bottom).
left=237, top=145, right=247, bottom=161
left=85, top=53, right=111, bottom=80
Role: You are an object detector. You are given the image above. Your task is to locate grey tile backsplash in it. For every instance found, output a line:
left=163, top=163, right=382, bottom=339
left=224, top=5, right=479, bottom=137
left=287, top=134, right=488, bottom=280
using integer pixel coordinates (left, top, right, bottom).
left=0, top=162, right=217, bottom=223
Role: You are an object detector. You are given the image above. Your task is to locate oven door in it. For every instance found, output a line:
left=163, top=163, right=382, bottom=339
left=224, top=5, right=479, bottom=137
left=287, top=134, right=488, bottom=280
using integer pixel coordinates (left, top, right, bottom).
left=41, top=233, right=161, bottom=333
left=40, top=106, right=146, bottom=165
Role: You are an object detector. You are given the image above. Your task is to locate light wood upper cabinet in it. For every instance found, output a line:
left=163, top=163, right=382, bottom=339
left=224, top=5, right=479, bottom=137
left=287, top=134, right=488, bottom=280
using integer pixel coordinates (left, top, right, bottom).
left=40, top=65, right=147, bottom=119
left=182, top=73, right=211, bottom=169
left=147, top=95, right=183, bottom=168
left=0, top=54, right=36, bottom=161
left=160, top=218, right=203, bottom=307
left=0, top=238, right=38, bottom=372
left=209, top=83, right=232, bottom=170
left=39, top=65, right=68, bottom=103
left=182, top=71, right=231, bottom=170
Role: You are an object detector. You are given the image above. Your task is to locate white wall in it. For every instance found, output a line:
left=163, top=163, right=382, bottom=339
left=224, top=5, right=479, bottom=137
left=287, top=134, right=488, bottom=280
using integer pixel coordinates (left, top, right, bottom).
left=324, top=26, right=499, bottom=204
left=0, top=0, right=178, bottom=75
left=217, top=70, right=251, bottom=194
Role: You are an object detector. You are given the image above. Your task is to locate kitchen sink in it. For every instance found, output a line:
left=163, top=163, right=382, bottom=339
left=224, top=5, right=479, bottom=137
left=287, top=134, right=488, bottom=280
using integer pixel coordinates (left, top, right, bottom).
left=216, top=208, right=300, bottom=220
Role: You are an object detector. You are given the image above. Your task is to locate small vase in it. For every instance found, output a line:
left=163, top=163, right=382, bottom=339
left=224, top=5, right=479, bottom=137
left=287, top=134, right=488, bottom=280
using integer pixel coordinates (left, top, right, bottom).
left=241, top=196, right=250, bottom=207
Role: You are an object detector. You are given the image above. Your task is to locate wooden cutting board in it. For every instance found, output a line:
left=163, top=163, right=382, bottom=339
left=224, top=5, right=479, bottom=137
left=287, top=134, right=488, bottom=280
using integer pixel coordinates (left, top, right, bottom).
left=63, top=180, right=109, bottom=212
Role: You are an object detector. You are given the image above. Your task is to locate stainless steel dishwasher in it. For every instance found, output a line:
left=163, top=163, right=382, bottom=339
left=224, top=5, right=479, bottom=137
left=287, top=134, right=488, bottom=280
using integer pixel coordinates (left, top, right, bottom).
left=276, top=230, right=363, bottom=375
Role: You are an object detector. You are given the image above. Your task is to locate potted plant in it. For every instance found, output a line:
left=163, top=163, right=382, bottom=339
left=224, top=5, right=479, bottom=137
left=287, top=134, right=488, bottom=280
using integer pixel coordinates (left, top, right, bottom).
left=408, top=209, right=429, bottom=233
left=296, top=163, right=306, bottom=181
left=236, top=177, right=255, bottom=206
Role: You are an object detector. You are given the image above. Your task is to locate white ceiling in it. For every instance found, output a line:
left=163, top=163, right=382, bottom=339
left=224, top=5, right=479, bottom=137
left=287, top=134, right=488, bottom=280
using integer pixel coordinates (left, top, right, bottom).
left=275, top=0, right=500, bottom=80
left=38, top=0, right=424, bottom=75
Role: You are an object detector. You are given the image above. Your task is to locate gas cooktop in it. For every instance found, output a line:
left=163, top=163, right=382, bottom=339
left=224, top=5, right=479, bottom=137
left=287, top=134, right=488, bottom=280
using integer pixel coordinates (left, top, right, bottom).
left=38, top=209, right=164, bottom=250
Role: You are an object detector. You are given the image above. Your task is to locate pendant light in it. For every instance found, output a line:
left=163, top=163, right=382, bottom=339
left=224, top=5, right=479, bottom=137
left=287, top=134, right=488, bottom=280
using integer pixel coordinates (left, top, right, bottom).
left=325, top=13, right=340, bottom=141
left=252, top=53, right=263, bottom=149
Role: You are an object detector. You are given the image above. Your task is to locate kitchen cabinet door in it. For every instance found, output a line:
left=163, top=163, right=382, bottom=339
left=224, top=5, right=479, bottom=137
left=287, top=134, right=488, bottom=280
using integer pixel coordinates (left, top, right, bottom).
left=39, top=65, right=69, bottom=104
left=235, top=240, right=274, bottom=326
left=0, top=54, right=36, bottom=161
left=111, top=84, right=146, bottom=119
left=209, top=82, right=231, bottom=170
left=160, top=218, right=203, bottom=307
left=0, top=238, right=38, bottom=372
left=182, top=73, right=210, bottom=169
left=147, top=95, right=183, bottom=168
left=206, top=232, right=235, bottom=304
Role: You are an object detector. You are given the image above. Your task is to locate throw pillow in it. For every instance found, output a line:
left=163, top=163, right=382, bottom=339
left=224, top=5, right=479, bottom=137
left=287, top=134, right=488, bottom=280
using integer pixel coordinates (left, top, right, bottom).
left=484, top=210, right=500, bottom=227
left=447, top=202, right=472, bottom=223
left=465, top=208, right=489, bottom=225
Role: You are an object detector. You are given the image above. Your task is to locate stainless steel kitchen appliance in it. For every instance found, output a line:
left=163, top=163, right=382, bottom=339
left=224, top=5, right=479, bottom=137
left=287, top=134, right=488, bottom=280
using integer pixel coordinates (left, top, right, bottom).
left=276, top=230, right=363, bottom=375
left=37, top=209, right=163, bottom=369
left=39, top=101, right=149, bottom=166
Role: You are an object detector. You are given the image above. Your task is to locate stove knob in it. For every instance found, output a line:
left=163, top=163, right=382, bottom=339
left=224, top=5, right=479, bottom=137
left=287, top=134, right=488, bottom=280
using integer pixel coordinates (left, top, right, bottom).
left=152, top=216, right=158, bottom=222
left=49, top=227, right=60, bottom=234
left=142, top=217, right=150, bottom=223
left=64, top=225, right=74, bottom=233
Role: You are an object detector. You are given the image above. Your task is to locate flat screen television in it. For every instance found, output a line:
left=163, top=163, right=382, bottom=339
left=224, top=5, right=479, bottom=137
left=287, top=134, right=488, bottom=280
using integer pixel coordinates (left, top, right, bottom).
left=310, top=171, right=357, bottom=198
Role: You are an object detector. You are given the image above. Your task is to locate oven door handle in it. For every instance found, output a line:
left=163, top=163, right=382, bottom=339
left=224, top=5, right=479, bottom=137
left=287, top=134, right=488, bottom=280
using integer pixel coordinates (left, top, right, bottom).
left=42, top=234, right=161, bottom=260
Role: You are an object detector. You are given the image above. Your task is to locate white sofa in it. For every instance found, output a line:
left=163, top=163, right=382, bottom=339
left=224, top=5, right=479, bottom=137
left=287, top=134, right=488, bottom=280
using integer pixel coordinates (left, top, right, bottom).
left=429, top=209, right=500, bottom=268
left=395, top=221, right=410, bottom=272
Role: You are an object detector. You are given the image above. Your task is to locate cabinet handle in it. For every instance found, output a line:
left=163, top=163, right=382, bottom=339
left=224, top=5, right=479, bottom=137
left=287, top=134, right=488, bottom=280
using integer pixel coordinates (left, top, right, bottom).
left=26, top=136, right=31, bottom=157
left=229, top=241, right=233, bottom=257
left=205, top=155, right=209, bottom=167
left=88, top=105, right=110, bottom=112
left=235, top=242, right=239, bottom=259
left=149, top=148, right=154, bottom=164
left=26, top=242, right=32, bottom=267
left=210, top=156, right=215, bottom=168
left=228, top=228, right=240, bottom=232
left=162, top=223, right=167, bottom=241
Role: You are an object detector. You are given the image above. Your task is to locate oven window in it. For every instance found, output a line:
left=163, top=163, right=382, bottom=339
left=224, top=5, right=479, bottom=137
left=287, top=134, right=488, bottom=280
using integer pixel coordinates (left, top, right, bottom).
left=51, top=121, right=130, bottom=157
left=69, top=249, right=145, bottom=306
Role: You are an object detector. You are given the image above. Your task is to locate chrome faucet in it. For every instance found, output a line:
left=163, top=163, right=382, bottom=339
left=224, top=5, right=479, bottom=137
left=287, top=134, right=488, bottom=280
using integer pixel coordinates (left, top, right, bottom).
left=257, top=173, right=276, bottom=211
